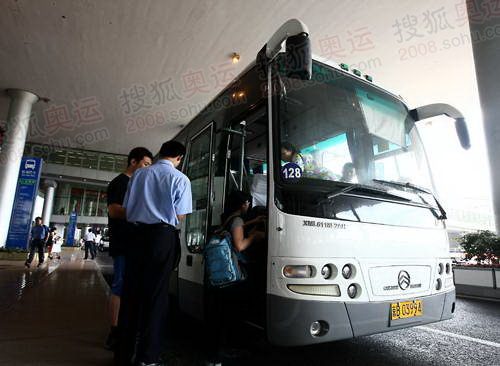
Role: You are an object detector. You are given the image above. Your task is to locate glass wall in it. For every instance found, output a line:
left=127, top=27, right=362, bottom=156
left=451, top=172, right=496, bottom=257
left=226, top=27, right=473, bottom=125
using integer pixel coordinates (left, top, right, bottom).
left=23, top=143, right=124, bottom=218
left=24, top=142, right=128, bottom=173
left=54, top=182, right=108, bottom=217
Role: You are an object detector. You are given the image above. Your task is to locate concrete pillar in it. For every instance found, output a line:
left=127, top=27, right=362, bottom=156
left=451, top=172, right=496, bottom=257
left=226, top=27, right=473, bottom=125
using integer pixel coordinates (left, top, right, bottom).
left=468, top=1, right=500, bottom=232
left=0, top=89, right=39, bottom=247
left=42, top=180, right=57, bottom=227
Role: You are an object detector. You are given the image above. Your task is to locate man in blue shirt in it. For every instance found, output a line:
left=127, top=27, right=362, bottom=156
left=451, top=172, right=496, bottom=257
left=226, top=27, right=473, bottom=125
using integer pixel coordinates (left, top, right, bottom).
left=25, top=217, right=49, bottom=269
left=118, top=140, right=192, bottom=366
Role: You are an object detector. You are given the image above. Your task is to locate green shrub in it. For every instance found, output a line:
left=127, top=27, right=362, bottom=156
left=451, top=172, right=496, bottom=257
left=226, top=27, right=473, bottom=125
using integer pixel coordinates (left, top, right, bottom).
left=459, top=230, right=500, bottom=265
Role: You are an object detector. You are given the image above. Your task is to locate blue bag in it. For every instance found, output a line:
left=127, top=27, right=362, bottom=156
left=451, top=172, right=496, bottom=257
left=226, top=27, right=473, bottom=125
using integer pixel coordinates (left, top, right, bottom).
left=204, top=217, right=246, bottom=288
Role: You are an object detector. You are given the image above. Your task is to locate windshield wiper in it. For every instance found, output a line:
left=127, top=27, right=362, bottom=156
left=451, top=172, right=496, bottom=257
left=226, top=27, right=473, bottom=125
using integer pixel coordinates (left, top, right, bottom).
left=372, top=179, right=431, bottom=194
left=318, top=183, right=412, bottom=205
left=372, top=179, right=447, bottom=219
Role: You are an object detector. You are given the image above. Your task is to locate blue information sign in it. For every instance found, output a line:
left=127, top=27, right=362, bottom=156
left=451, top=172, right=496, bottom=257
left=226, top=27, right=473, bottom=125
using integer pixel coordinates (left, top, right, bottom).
left=66, top=211, right=78, bottom=246
left=6, top=157, right=43, bottom=249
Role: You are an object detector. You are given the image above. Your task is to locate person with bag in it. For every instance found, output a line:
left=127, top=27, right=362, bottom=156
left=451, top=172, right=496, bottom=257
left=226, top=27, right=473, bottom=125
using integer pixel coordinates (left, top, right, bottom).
left=205, top=190, right=265, bottom=366
left=205, top=191, right=265, bottom=287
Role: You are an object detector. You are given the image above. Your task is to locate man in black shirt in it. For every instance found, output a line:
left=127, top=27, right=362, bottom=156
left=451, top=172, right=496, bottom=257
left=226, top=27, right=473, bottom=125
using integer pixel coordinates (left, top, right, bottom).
left=105, top=147, right=153, bottom=350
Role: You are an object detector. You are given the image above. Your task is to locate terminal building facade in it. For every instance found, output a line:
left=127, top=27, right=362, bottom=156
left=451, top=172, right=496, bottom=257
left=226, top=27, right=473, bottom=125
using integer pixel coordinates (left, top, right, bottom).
left=13, top=142, right=128, bottom=245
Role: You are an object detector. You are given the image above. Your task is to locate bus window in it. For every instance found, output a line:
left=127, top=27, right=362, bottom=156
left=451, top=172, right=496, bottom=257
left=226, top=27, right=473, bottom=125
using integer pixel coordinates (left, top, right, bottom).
left=300, top=133, right=357, bottom=182
left=185, top=124, right=213, bottom=254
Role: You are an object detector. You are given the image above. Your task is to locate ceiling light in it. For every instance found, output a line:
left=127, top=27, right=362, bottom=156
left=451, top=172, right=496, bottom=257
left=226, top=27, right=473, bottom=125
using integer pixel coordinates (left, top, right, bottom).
left=231, top=52, right=240, bottom=64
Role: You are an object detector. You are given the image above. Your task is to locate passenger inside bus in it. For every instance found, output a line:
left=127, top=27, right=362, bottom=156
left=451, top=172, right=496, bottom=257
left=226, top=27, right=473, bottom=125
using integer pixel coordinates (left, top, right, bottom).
left=206, top=190, right=266, bottom=364
left=221, top=190, right=266, bottom=254
left=341, top=162, right=356, bottom=182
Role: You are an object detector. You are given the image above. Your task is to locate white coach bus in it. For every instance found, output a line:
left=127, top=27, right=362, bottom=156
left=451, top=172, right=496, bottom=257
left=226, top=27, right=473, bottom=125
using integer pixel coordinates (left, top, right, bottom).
left=173, top=19, right=470, bottom=346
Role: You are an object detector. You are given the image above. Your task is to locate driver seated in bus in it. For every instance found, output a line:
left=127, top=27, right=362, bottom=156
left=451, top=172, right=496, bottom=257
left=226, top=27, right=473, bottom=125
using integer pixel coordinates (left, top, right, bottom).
left=281, top=142, right=337, bottom=180
left=281, top=142, right=305, bottom=169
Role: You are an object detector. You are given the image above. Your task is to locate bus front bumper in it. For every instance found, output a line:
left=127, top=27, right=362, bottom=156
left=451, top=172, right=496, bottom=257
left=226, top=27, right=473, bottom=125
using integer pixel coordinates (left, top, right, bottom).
left=266, top=290, right=455, bottom=346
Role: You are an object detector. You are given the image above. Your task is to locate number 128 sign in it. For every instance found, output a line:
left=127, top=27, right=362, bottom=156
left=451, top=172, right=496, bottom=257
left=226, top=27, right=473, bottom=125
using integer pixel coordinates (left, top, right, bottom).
left=281, top=163, right=302, bottom=180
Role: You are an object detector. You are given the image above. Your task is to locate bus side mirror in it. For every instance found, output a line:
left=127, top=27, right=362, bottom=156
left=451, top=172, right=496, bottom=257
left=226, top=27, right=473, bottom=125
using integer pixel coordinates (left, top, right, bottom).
left=410, top=103, right=471, bottom=150
left=255, top=19, right=312, bottom=81
left=285, top=33, right=312, bottom=80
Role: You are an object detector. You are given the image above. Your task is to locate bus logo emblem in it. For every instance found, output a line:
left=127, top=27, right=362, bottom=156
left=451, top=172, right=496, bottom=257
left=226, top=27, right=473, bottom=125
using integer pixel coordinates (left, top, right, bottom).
left=398, top=271, right=410, bottom=290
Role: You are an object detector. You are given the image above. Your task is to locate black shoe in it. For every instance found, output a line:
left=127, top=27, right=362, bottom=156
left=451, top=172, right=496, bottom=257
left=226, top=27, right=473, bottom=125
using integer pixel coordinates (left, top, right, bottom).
left=37, top=262, right=43, bottom=267
left=24, top=262, right=30, bottom=269
left=48, top=256, right=53, bottom=260
left=104, top=331, right=118, bottom=351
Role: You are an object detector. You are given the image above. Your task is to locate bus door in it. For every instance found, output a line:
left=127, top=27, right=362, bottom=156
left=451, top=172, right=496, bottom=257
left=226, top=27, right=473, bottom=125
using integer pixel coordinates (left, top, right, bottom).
left=223, top=107, right=269, bottom=325
left=224, top=106, right=268, bottom=205
left=178, top=123, right=214, bottom=319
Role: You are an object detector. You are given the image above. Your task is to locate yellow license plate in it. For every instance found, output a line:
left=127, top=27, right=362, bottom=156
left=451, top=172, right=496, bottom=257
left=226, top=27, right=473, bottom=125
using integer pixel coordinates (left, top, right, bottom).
left=391, top=300, right=423, bottom=320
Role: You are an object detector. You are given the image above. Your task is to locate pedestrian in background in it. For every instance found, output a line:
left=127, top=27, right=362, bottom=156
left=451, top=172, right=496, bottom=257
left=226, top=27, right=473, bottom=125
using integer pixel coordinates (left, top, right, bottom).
left=117, top=140, right=192, bottom=366
left=46, top=227, right=57, bottom=260
left=50, top=227, right=62, bottom=260
left=25, top=217, right=49, bottom=268
left=105, top=147, right=153, bottom=350
left=83, top=228, right=97, bottom=260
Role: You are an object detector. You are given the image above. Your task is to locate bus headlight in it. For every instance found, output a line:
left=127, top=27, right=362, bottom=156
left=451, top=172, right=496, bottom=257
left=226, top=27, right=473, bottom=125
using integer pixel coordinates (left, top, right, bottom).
left=283, top=265, right=315, bottom=278
left=435, top=278, right=442, bottom=290
left=347, top=284, right=358, bottom=298
left=342, top=264, right=353, bottom=279
left=321, top=264, right=336, bottom=279
left=287, top=284, right=341, bottom=297
left=438, top=263, right=444, bottom=275
left=445, top=263, right=451, bottom=274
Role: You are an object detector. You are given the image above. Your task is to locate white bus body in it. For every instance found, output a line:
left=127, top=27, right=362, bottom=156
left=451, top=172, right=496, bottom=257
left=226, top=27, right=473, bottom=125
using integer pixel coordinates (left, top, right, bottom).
left=174, top=19, right=466, bottom=346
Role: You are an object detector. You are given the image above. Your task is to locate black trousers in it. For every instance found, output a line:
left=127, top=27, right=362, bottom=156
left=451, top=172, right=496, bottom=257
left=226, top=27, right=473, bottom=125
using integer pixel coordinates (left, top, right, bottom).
left=26, top=239, right=44, bottom=265
left=84, top=241, right=96, bottom=259
left=117, top=224, right=177, bottom=365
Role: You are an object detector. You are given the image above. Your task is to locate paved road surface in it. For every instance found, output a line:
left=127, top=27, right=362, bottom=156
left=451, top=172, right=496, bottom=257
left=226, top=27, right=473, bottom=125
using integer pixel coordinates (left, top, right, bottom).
left=95, top=254, right=500, bottom=366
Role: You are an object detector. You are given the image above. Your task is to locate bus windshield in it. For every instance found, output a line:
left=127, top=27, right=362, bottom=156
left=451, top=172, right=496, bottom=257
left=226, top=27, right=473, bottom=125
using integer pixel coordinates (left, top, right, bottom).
left=276, top=60, right=433, bottom=198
